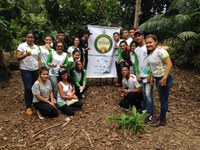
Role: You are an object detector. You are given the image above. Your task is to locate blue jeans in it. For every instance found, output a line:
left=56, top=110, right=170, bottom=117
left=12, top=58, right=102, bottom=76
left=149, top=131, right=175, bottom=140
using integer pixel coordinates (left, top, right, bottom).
left=155, top=74, right=173, bottom=121
left=141, top=82, right=154, bottom=116
left=49, top=76, right=58, bottom=100
left=20, top=69, right=39, bottom=108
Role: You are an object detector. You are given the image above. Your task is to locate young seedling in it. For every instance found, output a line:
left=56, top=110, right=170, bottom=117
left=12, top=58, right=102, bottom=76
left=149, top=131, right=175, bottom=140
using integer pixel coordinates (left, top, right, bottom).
left=107, top=106, right=149, bottom=134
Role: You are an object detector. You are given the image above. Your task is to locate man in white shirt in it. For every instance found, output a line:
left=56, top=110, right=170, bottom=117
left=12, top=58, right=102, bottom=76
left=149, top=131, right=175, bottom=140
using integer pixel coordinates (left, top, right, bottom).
left=122, top=28, right=132, bottom=46
left=119, top=65, right=143, bottom=111
left=134, top=30, right=154, bottom=123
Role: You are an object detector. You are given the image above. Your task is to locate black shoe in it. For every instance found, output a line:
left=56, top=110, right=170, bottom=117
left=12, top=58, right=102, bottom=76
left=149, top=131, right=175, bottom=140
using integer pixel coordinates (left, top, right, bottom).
left=150, top=120, right=166, bottom=127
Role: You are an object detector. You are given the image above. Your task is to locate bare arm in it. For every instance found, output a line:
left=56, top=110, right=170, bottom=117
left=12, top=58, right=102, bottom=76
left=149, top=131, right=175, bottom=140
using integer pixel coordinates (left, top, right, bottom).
left=160, top=57, right=172, bottom=86
left=57, top=83, right=73, bottom=100
left=38, top=53, right=42, bottom=69
left=16, top=50, right=30, bottom=61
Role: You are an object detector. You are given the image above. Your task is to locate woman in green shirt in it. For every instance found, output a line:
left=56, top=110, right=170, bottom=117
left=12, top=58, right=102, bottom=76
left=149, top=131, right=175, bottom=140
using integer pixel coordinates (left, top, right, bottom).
left=72, top=60, right=87, bottom=99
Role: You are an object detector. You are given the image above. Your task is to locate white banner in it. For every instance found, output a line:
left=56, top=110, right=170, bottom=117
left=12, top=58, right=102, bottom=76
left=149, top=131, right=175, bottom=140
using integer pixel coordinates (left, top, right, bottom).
left=86, top=25, right=121, bottom=78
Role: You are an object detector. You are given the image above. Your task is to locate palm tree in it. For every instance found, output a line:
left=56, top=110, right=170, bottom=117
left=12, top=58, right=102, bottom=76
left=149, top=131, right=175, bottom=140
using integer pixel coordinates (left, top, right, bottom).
left=140, top=0, right=200, bottom=70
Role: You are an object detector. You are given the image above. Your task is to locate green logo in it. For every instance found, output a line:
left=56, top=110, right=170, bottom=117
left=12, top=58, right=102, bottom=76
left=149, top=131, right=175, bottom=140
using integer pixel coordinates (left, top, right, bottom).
left=94, top=34, right=113, bottom=54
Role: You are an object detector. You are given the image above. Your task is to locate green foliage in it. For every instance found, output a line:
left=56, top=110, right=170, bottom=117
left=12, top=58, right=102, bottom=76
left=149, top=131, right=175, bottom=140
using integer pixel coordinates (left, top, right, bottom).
left=0, top=0, right=172, bottom=52
left=140, top=0, right=200, bottom=71
left=107, top=106, right=149, bottom=135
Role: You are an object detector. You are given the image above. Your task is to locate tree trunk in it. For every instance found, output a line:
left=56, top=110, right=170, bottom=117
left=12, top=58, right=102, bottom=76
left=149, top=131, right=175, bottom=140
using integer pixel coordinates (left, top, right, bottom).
left=0, top=49, right=11, bottom=88
left=134, top=0, right=142, bottom=28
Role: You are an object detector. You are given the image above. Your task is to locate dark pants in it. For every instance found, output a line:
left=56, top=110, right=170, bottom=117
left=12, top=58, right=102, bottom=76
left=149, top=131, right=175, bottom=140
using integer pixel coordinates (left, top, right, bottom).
left=59, top=101, right=83, bottom=116
left=84, top=51, right=88, bottom=70
left=20, top=69, right=39, bottom=108
left=119, top=92, right=143, bottom=110
left=155, top=74, right=173, bottom=121
left=75, top=84, right=88, bottom=99
left=33, top=102, right=58, bottom=118
left=115, top=62, right=122, bottom=84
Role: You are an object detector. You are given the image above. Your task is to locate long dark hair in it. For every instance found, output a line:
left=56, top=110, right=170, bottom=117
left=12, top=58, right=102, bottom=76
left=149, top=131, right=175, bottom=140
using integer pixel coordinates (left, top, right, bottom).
left=39, top=66, right=49, bottom=75
left=58, top=68, right=74, bottom=86
left=145, top=34, right=158, bottom=55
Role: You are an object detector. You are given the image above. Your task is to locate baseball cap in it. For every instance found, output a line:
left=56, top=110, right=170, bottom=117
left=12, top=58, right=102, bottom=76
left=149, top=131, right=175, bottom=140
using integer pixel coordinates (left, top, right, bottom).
left=83, top=29, right=92, bottom=35
left=134, top=29, right=144, bottom=36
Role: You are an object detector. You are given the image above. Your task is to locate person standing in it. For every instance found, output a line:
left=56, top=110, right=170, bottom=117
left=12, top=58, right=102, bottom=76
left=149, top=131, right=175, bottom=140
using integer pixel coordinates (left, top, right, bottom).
left=129, top=41, right=138, bottom=75
left=47, top=42, right=68, bottom=99
left=134, top=30, right=154, bottom=123
left=53, top=31, right=68, bottom=52
left=67, top=37, right=84, bottom=63
left=145, top=34, right=173, bottom=127
left=16, top=32, right=41, bottom=115
left=113, top=32, right=122, bottom=86
left=122, top=28, right=132, bottom=46
left=129, top=28, right=137, bottom=42
left=39, top=35, right=54, bottom=67
left=80, top=29, right=92, bottom=69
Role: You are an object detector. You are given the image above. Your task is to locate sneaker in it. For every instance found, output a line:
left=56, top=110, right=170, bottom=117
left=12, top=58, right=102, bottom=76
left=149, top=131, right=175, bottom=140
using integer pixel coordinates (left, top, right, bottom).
left=81, top=94, right=85, bottom=99
left=124, top=107, right=131, bottom=112
left=144, top=115, right=152, bottom=124
left=115, top=83, right=122, bottom=87
left=26, top=108, right=33, bottom=116
left=37, top=111, right=44, bottom=120
left=142, top=109, right=147, bottom=113
left=150, top=120, right=166, bottom=127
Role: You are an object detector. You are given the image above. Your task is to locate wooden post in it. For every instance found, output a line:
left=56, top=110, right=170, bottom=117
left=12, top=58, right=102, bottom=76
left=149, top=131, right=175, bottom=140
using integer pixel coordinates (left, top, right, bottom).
left=134, top=0, right=142, bottom=28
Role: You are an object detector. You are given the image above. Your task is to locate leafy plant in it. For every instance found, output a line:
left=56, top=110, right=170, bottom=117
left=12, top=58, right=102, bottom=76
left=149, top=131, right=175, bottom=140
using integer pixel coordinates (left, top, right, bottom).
left=107, top=106, right=149, bottom=135
left=140, top=0, right=200, bottom=71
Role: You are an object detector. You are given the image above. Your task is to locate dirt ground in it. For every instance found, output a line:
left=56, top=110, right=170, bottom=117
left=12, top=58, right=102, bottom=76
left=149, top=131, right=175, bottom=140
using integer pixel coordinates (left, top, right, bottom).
left=0, top=66, right=200, bottom=149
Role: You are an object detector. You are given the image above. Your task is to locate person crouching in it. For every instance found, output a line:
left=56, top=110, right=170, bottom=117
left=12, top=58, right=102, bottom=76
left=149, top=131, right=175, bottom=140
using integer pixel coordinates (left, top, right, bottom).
left=119, top=65, right=143, bottom=111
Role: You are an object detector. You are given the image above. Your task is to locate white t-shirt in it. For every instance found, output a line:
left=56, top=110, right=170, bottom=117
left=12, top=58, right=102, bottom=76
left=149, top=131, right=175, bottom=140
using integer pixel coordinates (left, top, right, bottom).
left=135, top=45, right=148, bottom=74
left=39, top=46, right=54, bottom=67
left=125, top=38, right=132, bottom=46
left=49, top=51, right=67, bottom=76
left=17, top=42, right=40, bottom=71
left=67, top=46, right=81, bottom=56
left=122, top=74, right=141, bottom=90
left=148, top=48, right=170, bottom=77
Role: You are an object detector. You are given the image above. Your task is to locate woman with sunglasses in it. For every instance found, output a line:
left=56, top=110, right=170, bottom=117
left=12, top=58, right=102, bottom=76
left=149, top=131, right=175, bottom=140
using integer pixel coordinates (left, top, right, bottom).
left=47, top=42, right=68, bottom=100
left=16, top=31, right=41, bottom=115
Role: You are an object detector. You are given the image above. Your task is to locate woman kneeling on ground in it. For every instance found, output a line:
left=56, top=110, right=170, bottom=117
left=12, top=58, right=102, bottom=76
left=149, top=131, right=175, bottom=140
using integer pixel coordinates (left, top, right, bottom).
left=57, top=68, right=83, bottom=116
left=32, top=67, right=58, bottom=119
left=72, top=60, right=88, bottom=99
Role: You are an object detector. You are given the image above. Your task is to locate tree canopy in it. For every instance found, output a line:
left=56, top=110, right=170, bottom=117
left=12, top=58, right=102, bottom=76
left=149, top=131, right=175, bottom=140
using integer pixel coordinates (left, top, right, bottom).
left=140, top=0, right=200, bottom=70
left=0, top=0, right=171, bottom=51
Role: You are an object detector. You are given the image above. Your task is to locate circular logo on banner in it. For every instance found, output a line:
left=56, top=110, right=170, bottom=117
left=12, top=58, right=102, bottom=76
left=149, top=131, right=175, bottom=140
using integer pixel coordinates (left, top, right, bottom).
left=94, top=34, right=113, bottom=54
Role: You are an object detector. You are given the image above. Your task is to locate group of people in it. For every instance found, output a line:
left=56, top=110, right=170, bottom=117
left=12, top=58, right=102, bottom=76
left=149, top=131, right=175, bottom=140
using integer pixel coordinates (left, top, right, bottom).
left=16, top=30, right=91, bottom=119
left=113, top=28, right=173, bottom=127
left=16, top=28, right=173, bottom=127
